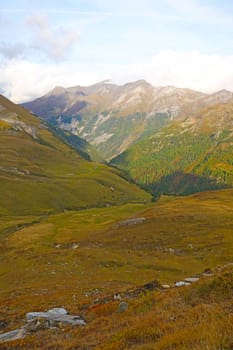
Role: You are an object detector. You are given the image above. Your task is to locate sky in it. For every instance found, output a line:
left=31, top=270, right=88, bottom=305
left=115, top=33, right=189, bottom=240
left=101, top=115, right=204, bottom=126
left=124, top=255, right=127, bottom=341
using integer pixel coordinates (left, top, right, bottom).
left=1, top=0, right=233, bottom=102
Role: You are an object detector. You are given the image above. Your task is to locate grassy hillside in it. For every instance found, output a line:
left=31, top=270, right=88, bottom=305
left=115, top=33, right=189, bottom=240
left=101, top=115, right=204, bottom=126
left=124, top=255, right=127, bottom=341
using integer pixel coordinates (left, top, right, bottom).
left=0, top=189, right=233, bottom=348
left=0, top=94, right=151, bottom=216
left=111, top=103, right=233, bottom=195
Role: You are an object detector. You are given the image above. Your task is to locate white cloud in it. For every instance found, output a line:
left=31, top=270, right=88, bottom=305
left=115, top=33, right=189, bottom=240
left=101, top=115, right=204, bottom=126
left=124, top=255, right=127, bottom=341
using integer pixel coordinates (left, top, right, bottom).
left=26, top=13, right=80, bottom=60
left=111, top=50, right=233, bottom=93
left=1, top=51, right=233, bottom=103
left=0, top=59, right=99, bottom=103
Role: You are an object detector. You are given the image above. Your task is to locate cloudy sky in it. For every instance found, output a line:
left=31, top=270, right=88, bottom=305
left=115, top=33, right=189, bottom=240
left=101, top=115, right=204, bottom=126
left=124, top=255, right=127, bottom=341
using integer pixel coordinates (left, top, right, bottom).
left=1, top=0, right=233, bottom=102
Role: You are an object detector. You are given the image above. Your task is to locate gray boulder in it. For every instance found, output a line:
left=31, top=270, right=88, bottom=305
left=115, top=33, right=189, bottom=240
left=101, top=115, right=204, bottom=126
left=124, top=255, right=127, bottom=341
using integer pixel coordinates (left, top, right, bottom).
left=26, top=308, right=86, bottom=327
left=119, top=302, right=128, bottom=312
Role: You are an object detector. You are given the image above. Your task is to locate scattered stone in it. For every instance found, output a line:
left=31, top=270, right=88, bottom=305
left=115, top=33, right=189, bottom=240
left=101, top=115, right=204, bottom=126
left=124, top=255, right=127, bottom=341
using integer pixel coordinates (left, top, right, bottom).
left=202, top=272, right=214, bottom=277
left=0, top=328, right=26, bottom=343
left=113, top=293, right=122, bottom=301
left=26, top=308, right=85, bottom=327
left=72, top=243, right=79, bottom=249
left=175, top=281, right=190, bottom=287
left=143, top=280, right=161, bottom=291
left=115, top=217, right=146, bottom=228
left=202, top=268, right=214, bottom=277
left=169, top=316, right=177, bottom=321
left=119, top=302, right=128, bottom=312
left=162, top=284, right=170, bottom=289
left=0, top=320, right=8, bottom=330
left=184, top=277, right=200, bottom=283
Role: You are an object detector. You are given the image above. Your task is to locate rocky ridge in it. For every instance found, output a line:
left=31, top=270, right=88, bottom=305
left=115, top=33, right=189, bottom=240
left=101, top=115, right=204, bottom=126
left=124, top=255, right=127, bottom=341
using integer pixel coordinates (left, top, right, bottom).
left=23, top=80, right=233, bottom=160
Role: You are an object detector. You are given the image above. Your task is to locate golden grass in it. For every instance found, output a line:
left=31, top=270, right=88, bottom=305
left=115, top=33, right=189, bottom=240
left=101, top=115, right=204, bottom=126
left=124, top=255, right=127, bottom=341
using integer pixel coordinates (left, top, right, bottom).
left=0, top=189, right=233, bottom=349
left=0, top=120, right=11, bottom=129
left=2, top=266, right=233, bottom=349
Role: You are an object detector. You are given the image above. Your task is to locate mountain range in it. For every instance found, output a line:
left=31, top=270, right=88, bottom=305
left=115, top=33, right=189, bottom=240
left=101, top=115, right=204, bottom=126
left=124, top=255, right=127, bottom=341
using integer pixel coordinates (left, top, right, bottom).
left=23, top=80, right=233, bottom=195
left=23, top=80, right=233, bottom=160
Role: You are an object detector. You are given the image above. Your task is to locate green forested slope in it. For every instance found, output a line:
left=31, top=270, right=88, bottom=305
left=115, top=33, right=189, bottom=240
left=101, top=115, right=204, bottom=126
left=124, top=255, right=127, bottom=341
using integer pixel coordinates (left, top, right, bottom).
left=111, top=103, right=233, bottom=195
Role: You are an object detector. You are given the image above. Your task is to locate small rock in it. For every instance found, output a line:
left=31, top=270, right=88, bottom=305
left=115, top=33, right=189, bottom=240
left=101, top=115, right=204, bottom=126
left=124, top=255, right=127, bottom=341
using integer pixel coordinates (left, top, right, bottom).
left=0, top=328, right=26, bottom=343
left=184, top=277, right=199, bottom=283
left=202, top=272, right=214, bottom=277
left=143, top=280, right=161, bottom=291
left=170, top=316, right=177, bottom=321
left=168, top=248, right=175, bottom=254
left=119, top=302, right=128, bottom=312
left=116, top=217, right=146, bottom=228
left=175, top=281, right=190, bottom=287
left=162, top=284, right=170, bottom=289
left=0, top=320, right=8, bottom=330
left=113, top=293, right=122, bottom=301
left=202, top=268, right=214, bottom=277
left=72, top=243, right=79, bottom=249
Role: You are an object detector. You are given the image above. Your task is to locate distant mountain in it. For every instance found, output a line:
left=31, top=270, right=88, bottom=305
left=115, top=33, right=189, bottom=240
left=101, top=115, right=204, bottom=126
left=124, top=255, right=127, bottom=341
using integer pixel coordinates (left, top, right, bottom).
left=0, top=94, right=150, bottom=215
left=24, top=80, right=226, bottom=160
left=111, top=102, right=233, bottom=195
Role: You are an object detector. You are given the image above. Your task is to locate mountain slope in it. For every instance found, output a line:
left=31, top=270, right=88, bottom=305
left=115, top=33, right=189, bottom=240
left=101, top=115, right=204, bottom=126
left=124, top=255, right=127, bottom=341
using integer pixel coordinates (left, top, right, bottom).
left=111, top=102, right=233, bottom=195
left=23, top=81, right=211, bottom=160
left=48, top=125, right=104, bottom=162
left=0, top=94, right=151, bottom=216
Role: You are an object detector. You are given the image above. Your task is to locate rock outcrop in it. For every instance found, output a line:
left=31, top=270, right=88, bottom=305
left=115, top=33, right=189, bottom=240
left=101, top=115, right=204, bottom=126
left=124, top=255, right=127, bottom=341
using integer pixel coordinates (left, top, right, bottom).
left=0, top=308, right=86, bottom=344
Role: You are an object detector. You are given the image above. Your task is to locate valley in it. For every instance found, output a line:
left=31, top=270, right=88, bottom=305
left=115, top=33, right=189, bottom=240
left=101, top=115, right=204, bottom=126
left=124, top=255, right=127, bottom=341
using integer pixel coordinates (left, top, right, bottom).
left=24, top=81, right=233, bottom=196
left=0, top=85, right=233, bottom=349
left=2, top=0, right=233, bottom=347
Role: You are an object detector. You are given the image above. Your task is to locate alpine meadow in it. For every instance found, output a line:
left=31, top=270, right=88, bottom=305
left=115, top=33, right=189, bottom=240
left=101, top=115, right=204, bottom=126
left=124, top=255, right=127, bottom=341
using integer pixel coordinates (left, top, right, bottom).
left=0, top=1, right=233, bottom=349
